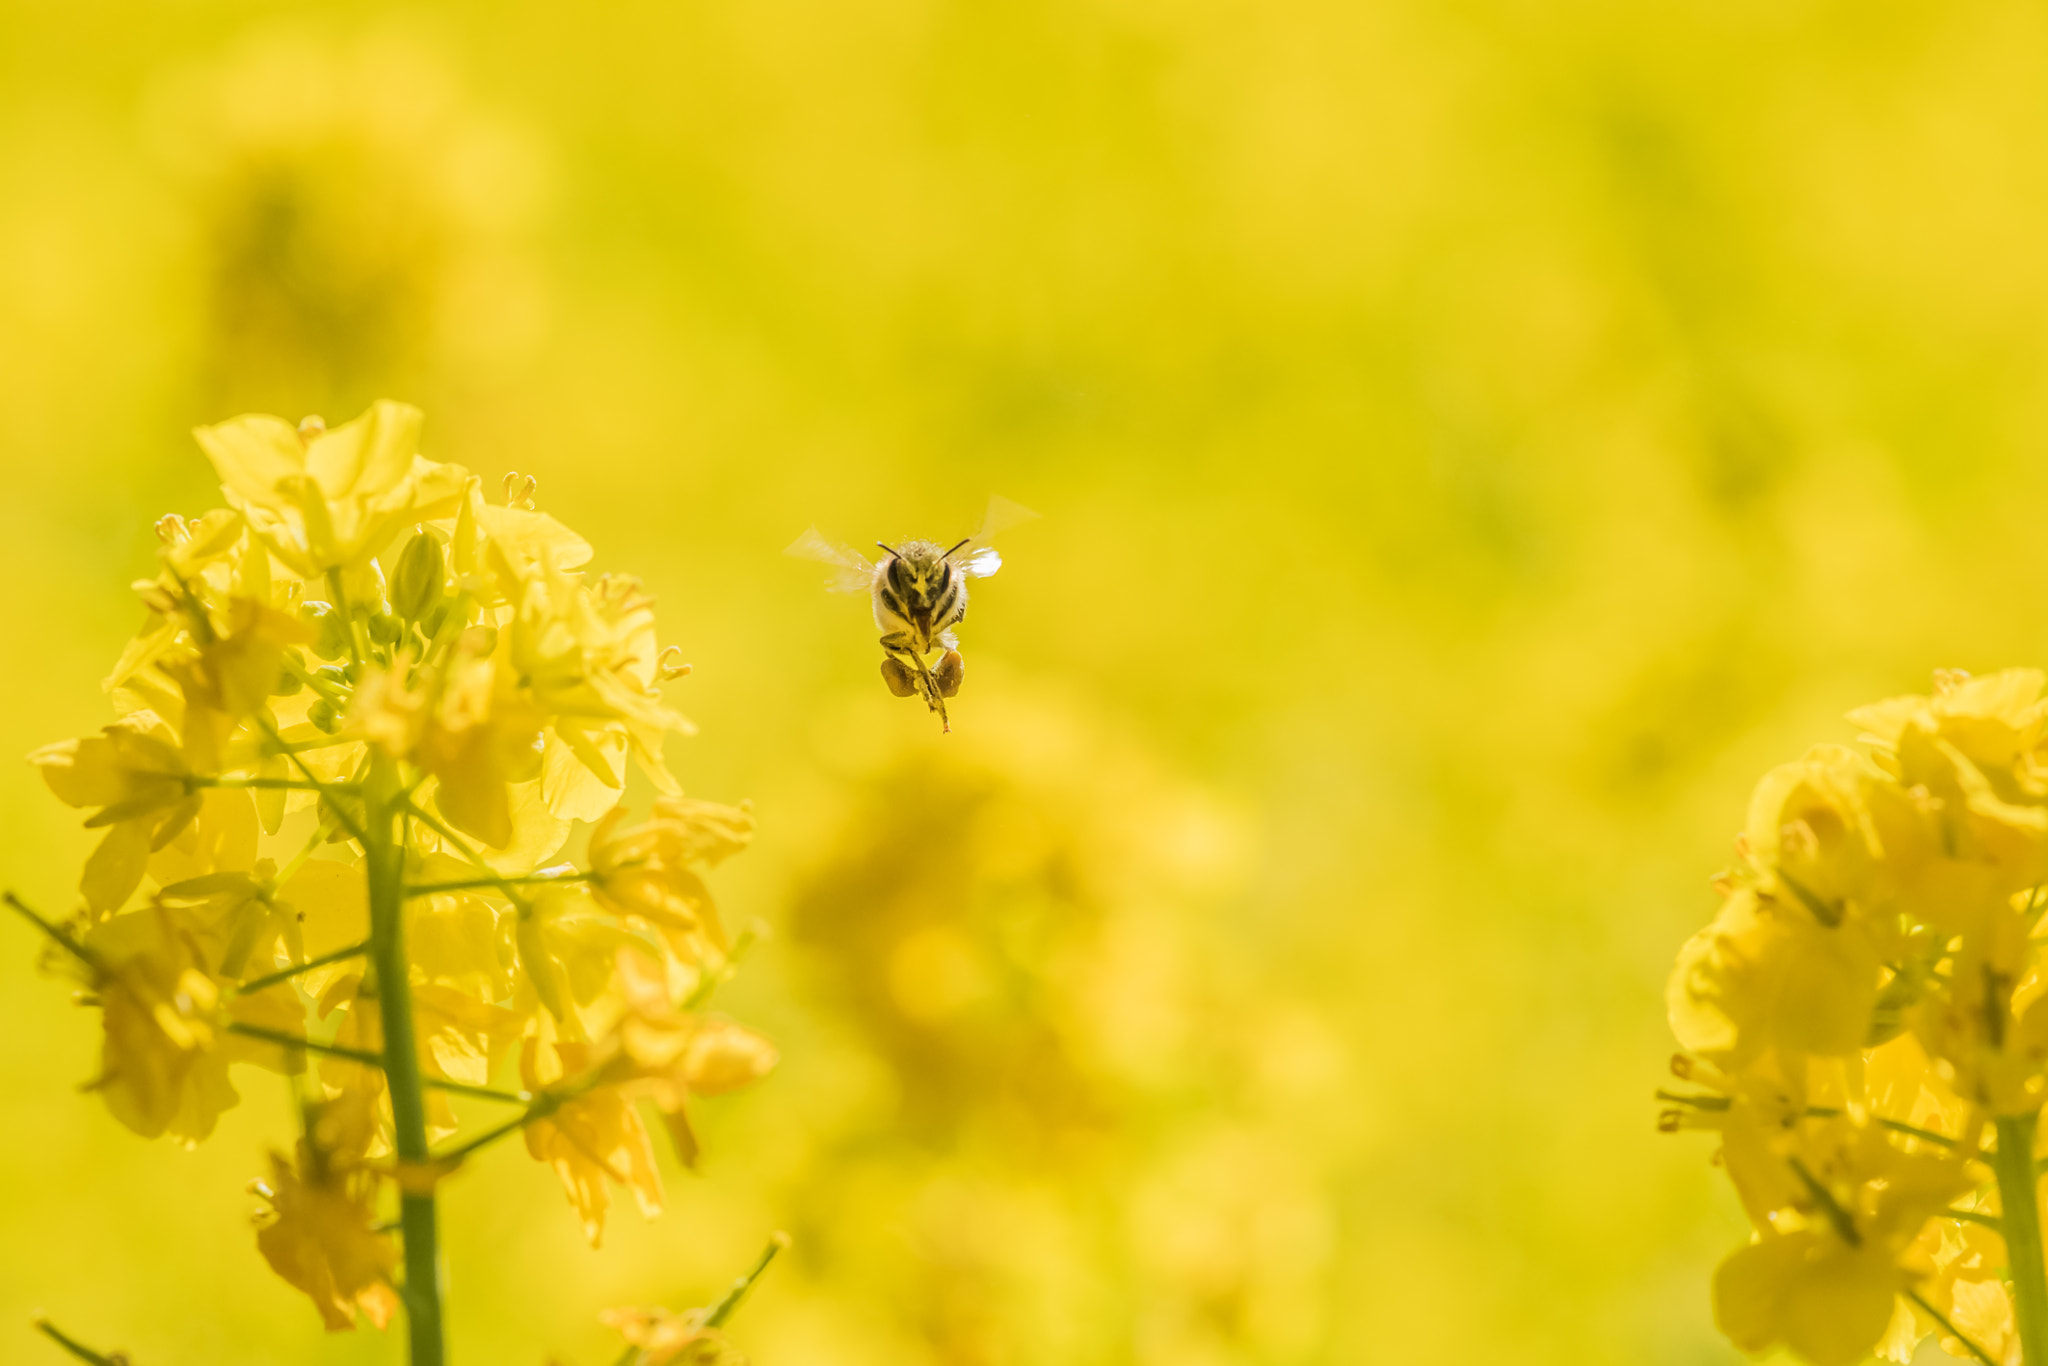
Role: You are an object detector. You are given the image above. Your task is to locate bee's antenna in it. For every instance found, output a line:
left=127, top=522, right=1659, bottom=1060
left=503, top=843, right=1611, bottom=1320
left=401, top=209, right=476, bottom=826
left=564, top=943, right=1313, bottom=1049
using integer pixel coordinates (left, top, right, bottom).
left=943, top=537, right=971, bottom=557
left=876, top=541, right=900, bottom=558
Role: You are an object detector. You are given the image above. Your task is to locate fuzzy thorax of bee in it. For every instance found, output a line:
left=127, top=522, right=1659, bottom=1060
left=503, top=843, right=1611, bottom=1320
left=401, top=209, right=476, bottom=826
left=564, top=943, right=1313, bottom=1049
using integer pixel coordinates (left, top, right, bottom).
left=873, top=538, right=970, bottom=652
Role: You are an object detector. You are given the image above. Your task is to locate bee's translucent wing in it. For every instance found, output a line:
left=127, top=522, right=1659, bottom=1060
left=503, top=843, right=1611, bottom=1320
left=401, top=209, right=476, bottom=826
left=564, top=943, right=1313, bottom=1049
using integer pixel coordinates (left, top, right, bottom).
left=785, top=527, right=877, bottom=594
left=948, top=495, right=1039, bottom=579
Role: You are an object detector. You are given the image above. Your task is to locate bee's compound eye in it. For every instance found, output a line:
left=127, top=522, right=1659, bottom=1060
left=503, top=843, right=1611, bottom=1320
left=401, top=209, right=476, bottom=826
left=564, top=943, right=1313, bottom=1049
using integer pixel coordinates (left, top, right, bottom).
left=880, top=657, right=917, bottom=698
left=934, top=649, right=964, bottom=698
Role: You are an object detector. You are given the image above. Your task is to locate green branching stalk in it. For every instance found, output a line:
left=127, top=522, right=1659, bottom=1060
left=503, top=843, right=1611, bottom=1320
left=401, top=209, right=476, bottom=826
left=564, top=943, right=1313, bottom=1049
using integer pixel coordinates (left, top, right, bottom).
left=32, top=1318, right=127, bottom=1366
left=1995, top=1112, right=2048, bottom=1366
left=404, top=871, right=592, bottom=897
left=705, top=1233, right=790, bottom=1328
left=233, top=941, right=370, bottom=995
left=1907, top=1289, right=1999, bottom=1366
left=3, top=892, right=97, bottom=969
left=225, top=1022, right=383, bottom=1068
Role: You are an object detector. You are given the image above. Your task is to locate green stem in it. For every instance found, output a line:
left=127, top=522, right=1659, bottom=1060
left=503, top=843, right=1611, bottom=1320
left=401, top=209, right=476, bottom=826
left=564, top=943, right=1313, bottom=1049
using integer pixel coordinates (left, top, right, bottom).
left=234, top=940, right=370, bottom=994
left=189, top=776, right=337, bottom=792
left=226, top=1021, right=383, bottom=1068
left=1908, top=1288, right=1999, bottom=1366
left=404, top=871, right=591, bottom=896
left=225, top=1021, right=527, bottom=1104
left=32, top=1318, right=126, bottom=1366
left=327, top=567, right=373, bottom=668
left=433, top=1090, right=572, bottom=1165
left=400, top=798, right=532, bottom=912
left=705, top=1232, right=790, bottom=1328
left=3, top=892, right=98, bottom=969
left=1799, top=1105, right=1960, bottom=1150
left=365, top=769, right=445, bottom=1366
left=269, top=813, right=342, bottom=892
left=255, top=716, right=368, bottom=846
left=1995, top=1112, right=2048, bottom=1365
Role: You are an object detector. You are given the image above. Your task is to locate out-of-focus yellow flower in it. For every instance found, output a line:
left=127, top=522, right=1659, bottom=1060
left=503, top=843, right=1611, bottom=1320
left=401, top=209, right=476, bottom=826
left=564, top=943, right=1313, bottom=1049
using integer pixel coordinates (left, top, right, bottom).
left=597, top=1305, right=742, bottom=1366
left=510, top=566, right=692, bottom=816
left=83, top=906, right=299, bottom=1143
left=613, top=954, right=777, bottom=1165
left=251, top=1147, right=400, bottom=1332
left=1739, top=745, right=1885, bottom=928
left=587, top=797, right=752, bottom=967
left=1895, top=1216, right=2016, bottom=1365
left=520, top=1036, right=662, bottom=1247
left=1712, top=1138, right=1968, bottom=1366
left=1668, top=886, right=1882, bottom=1061
left=1667, top=670, right=2048, bottom=1365
left=409, top=886, right=513, bottom=1002
left=514, top=884, right=634, bottom=1034
left=194, top=400, right=466, bottom=575
left=316, top=970, right=520, bottom=1141
left=32, top=713, right=200, bottom=915
left=1851, top=669, right=2048, bottom=916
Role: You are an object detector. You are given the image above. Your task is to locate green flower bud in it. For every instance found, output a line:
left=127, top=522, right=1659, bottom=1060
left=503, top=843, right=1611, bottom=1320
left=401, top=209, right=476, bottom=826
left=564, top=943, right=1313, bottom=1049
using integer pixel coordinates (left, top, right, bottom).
left=299, top=601, right=348, bottom=660
left=273, top=650, right=305, bottom=697
left=366, top=612, right=401, bottom=646
left=391, top=531, right=446, bottom=625
left=309, top=699, right=340, bottom=733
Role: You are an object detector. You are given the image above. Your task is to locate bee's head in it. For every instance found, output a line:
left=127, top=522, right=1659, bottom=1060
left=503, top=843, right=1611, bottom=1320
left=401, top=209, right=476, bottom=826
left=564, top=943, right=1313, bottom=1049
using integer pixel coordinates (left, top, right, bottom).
left=878, top=539, right=954, bottom=613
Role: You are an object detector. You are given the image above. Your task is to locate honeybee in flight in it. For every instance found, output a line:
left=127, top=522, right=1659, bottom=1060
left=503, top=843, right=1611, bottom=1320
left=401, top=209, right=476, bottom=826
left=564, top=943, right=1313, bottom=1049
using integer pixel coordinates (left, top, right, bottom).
left=787, top=496, right=1038, bottom=732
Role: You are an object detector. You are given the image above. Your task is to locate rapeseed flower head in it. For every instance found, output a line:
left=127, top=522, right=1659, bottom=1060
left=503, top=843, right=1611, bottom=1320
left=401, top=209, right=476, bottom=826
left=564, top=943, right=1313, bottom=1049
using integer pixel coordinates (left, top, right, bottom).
left=252, top=1145, right=401, bottom=1332
left=1664, top=668, right=2048, bottom=1366
left=15, top=400, right=773, bottom=1348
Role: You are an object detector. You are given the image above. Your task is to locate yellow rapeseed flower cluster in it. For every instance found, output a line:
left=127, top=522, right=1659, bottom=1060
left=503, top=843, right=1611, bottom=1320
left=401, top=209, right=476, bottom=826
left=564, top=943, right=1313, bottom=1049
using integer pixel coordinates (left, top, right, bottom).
left=1663, top=668, right=2048, bottom=1366
left=19, top=401, right=775, bottom=1359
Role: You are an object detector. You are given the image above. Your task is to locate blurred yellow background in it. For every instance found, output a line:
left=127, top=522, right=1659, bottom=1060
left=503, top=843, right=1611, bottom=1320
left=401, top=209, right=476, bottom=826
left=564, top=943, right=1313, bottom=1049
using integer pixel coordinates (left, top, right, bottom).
left=4, top=2, right=2047, bottom=1363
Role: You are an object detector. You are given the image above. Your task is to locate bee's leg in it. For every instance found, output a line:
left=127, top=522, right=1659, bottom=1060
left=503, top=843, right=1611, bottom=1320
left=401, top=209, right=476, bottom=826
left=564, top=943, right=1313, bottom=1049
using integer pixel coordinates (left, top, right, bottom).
left=879, top=634, right=950, bottom=731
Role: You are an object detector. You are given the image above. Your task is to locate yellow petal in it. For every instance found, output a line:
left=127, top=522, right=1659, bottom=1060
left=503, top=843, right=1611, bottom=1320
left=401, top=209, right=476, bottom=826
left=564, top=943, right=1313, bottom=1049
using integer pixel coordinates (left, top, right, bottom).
left=193, top=414, right=307, bottom=508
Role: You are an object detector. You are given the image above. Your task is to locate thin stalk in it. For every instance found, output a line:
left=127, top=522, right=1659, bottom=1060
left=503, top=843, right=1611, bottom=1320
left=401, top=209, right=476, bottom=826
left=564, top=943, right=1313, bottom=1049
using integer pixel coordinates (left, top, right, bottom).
left=1947, top=1206, right=2003, bottom=1232
left=1908, top=1288, right=2000, bottom=1366
left=3, top=892, right=98, bottom=969
left=229, top=1016, right=522, bottom=1103
left=1994, top=1112, right=2048, bottom=1366
left=683, top=922, right=761, bottom=1011
left=270, top=813, right=342, bottom=891
left=434, top=1091, right=570, bottom=1165
left=424, top=1077, right=531, bottom=1105
left=32, top=1318, right=126, bottom=1366
left=189, top=776, right=337, bottom=792
left=705, top=1232, right=791, bottom=1328
left=226, top=1021, right=383, bottom=1068
left=256, top=715, right=367, bottom=846
left=234, top=940, right=370, bottom=995
left=405, top=871, right=591, bottom=896
left=401, top=797, right=532, bottom=912
left=327, top=567, right=373, bottom=667
left=1800, top=1104, right=1961, bottom=1150
left=366, top=773, right=445, bottom=1366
